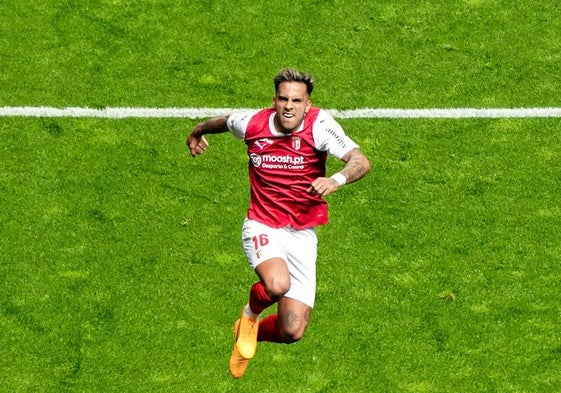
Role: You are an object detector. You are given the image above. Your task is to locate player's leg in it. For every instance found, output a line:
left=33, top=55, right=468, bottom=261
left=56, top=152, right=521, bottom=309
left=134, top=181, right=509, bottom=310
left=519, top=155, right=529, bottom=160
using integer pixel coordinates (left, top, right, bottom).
left=258, top=297, right=312, bottom=343
left=231, top=257, right=290, bottom=377
left=278, top=297, right=312, bottom=342
left=242, top=219, right=290, bottom=310
left=235, top=257, right=290, bottom=359
left=254, top=256, right=291, bottom=303
left=235, top=217, right=291, bottom=356
left=231, top=220, right=286, bottom=378
left=258, top=227, right=317, bottom=343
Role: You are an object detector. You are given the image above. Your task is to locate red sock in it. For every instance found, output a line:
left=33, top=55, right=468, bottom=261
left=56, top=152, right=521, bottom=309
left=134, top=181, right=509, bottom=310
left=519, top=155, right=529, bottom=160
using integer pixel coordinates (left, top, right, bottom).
left=258, top=314, right=284, bottom=343
left=249, top=282, right=275, bottom=315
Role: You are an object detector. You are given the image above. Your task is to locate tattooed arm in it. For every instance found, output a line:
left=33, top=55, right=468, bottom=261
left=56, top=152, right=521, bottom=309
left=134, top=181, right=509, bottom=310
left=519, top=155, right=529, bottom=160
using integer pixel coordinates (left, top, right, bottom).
left=308, top=148, right=371, bottom=196
left=338, top=148, right=371, bottom=185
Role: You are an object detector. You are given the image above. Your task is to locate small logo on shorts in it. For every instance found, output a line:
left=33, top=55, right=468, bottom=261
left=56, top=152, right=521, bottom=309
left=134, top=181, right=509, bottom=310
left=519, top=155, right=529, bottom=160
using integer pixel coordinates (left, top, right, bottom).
left=256, top=250, right=262, bottom=259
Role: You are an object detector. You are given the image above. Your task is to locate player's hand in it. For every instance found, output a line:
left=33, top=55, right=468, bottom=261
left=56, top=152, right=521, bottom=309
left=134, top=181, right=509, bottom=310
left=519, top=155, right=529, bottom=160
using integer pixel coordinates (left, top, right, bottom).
left=307, top=177, right=340, bottom=197
left=186, top=134, right=209, bottom=157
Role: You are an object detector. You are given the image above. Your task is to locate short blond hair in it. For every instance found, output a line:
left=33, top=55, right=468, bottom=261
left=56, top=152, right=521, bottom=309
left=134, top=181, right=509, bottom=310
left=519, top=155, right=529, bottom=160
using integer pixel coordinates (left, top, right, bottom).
left=274, top=68, right=315, bottom=95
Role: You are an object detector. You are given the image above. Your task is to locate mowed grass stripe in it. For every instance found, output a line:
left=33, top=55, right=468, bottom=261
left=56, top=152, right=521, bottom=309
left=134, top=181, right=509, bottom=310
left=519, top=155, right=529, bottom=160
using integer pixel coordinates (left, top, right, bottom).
left=1, top=106, right=561, bottom=119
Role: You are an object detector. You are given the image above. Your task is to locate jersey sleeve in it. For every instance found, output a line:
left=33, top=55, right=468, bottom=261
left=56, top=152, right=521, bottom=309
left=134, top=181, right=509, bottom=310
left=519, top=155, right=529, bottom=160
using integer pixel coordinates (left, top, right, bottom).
left=227, top=111, right=259, bottom=139
left=313, top=109, right=359, bottom=159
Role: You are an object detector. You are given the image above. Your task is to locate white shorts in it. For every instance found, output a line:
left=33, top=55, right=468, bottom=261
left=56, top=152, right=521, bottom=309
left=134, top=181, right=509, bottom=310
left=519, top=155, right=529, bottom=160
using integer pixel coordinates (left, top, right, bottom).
left=241, top=218, right=318, bottom=308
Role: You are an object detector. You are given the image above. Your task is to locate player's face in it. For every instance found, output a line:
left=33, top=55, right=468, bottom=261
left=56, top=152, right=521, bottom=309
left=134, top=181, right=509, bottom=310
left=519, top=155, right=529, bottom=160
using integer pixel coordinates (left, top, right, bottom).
left=273, top=81, right=312, bottom=134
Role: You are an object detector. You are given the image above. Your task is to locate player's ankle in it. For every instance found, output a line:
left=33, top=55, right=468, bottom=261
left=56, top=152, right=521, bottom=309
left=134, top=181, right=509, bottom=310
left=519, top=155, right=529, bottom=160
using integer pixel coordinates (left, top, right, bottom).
left=244, top=304, right=260, bottom=320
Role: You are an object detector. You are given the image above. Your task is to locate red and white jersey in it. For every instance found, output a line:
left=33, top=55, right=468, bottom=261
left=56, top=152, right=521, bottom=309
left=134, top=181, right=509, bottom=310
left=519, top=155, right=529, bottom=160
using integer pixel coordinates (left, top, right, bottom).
left=227, top=107, right=359, bottom=229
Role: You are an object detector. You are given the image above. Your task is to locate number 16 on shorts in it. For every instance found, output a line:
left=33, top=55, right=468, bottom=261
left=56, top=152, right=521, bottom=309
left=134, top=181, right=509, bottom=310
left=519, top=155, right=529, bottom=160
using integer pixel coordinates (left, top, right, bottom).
left=252, top=234, right=269, bottom=259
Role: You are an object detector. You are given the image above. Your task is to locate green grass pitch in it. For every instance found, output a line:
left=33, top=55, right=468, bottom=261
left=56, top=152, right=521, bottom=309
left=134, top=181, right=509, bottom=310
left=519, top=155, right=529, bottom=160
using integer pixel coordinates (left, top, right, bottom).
left=1, top=1, right=561, bottom=392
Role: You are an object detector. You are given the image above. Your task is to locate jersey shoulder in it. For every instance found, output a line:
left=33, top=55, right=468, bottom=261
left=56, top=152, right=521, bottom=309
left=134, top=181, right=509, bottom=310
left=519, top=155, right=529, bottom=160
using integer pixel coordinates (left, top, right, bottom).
left=227, top=110, right=260, bottom=138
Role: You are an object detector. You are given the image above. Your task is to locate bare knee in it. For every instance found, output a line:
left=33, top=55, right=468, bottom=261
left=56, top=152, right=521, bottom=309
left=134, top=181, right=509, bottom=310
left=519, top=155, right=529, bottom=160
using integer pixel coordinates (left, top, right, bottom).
left=280, top=325, right=306, bottom=343
left=255, top=258, right=290, bottom=300
left=278, top=308, right=311, bottom=343
left=262, top=277, right=290, bottom=300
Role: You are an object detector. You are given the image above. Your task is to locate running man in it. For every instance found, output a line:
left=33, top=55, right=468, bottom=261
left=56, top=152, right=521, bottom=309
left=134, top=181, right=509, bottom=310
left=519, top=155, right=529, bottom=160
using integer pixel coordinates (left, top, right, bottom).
left=186, top=68, right=370, bottom=378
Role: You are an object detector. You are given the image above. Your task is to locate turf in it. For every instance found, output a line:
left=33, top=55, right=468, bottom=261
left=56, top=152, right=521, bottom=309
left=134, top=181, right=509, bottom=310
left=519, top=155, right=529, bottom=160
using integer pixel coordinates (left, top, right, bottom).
left=1, top=0, right=561, bottom=392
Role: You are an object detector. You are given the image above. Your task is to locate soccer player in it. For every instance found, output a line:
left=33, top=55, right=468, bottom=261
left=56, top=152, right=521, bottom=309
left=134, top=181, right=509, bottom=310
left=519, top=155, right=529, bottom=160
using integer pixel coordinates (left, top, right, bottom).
left=186, top=68, right=370, bottom=378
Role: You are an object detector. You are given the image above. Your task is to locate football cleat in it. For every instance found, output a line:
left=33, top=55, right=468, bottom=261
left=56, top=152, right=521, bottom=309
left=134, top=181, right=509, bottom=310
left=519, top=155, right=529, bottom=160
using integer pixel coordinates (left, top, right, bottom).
left=235, top=308, right=259, bottom=359
left=230, top=320, right=250, bottom=379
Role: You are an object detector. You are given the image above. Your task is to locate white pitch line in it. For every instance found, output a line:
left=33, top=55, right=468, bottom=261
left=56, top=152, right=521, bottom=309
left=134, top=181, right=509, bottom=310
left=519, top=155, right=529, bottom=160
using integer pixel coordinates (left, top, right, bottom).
left=1, top=106, right=561, bottom=119
left=333, top=107, right=561, bottom=119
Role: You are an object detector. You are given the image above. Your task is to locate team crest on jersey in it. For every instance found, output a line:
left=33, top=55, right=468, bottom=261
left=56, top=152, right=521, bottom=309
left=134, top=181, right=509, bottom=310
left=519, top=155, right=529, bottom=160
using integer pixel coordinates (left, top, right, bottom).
left=291, top=136, right=301, bottom=150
